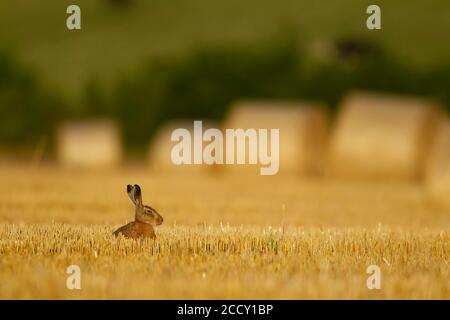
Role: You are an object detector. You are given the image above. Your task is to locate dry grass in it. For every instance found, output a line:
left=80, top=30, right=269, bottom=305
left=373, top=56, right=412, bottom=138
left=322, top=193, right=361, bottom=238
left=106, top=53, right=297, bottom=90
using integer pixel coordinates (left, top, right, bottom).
left=0, top=164, right=449, bottom=299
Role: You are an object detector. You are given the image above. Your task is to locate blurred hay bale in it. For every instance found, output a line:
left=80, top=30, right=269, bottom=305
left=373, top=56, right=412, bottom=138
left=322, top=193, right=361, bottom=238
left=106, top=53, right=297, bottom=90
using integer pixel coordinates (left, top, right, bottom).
left=328, top=91, right=442, bottom=180
left=425, top=120, right=450, bottom=209
left=223, top=100, right=329, bottom=176
left=148, top=120, right=218, bottom=174
left=57, top=119, right=122, bottom=168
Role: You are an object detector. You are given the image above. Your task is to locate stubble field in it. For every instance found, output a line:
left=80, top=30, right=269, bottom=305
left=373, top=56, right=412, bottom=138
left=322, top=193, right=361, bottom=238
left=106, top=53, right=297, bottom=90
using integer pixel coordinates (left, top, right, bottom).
left=0, top=164, right=448, bottom=299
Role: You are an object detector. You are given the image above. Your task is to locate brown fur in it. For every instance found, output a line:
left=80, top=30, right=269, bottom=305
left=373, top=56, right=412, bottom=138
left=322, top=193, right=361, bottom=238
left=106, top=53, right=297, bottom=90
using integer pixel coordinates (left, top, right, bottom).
left=113, top=184, right=162, bottom=240
left=113, top=220, right=156, bottom=239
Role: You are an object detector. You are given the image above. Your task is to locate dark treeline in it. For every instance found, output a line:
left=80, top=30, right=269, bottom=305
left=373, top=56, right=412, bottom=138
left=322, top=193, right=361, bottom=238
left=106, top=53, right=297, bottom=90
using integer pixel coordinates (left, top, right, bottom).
left=1, top=35, right=450, bottom=152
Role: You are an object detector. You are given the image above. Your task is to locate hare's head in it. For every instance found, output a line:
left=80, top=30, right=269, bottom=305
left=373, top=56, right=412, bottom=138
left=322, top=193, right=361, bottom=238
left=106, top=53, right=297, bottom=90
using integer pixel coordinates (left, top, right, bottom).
left=127, top=184, right=163, bottom=226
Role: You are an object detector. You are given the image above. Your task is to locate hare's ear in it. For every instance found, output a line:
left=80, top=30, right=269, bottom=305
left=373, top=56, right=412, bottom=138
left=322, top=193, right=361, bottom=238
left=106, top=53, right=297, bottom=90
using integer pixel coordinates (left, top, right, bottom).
left=127, top=184, right=142, bottom=208
left=134, top=184, right=142, bottom=207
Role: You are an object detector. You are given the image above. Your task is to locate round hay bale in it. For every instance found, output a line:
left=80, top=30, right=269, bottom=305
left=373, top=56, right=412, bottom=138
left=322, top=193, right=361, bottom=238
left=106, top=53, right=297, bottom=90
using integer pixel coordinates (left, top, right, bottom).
left=328, top=91, right=442, bottom=180
left=223, top=100, right=329, bottom=176
left=148, top=120, right=218, bottom=175
left=57, top=119, right=122, bottom=168
left=425, top=119, right=450, bottom=209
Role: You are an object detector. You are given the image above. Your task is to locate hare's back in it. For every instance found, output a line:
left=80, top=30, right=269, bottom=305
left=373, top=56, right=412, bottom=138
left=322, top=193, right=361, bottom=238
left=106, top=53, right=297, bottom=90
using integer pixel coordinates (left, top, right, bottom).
left=113, top=222, right=134, bottom=237
left=113, top=221, right=155, bottom=239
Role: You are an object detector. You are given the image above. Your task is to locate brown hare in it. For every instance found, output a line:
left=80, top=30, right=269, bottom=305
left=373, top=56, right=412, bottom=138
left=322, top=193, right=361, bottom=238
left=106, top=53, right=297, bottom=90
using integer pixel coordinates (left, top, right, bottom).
left=113, top=184, right=163, bottom=239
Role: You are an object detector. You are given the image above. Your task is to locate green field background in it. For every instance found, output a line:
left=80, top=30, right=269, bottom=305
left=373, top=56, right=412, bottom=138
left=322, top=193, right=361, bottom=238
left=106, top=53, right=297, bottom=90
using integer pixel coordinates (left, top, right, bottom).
left=1, top=0, right=449, bottom=97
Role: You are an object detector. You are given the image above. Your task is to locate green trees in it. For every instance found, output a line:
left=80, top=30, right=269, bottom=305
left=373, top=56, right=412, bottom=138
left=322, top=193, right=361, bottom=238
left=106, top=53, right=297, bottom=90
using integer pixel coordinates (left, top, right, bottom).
left=0, top=50, right=62, bottom=149
left=1, top=36, right=449, bottom=153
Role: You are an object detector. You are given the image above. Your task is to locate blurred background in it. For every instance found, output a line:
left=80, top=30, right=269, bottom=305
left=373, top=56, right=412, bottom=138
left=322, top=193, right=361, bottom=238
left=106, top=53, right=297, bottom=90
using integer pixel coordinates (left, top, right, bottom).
left=1, top=0, right=449, bottom=155
left=1, top=0, right=450, bottom=209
